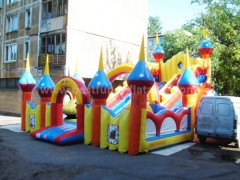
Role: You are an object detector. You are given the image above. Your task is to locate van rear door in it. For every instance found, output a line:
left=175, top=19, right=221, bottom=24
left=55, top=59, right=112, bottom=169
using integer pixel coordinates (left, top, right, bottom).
left=215, top=98, right=234, bottom=138
left=197, top=97, right=216, bottom=136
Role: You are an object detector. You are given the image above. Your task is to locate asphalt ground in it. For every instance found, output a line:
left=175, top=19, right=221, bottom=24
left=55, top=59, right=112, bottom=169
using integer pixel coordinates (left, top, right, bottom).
left=0, top=115, right=240, bottom=179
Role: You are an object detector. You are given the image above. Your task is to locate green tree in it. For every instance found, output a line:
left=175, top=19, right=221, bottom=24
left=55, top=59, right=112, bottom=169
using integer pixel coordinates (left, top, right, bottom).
left=148, top=16, right=163, bottom=36
left=162, top=27, right=203, bottom=61
left=192, top=0, right=240, bottom=95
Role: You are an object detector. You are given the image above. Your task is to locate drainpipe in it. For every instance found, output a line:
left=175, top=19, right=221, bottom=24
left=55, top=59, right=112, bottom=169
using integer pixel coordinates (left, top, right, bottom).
left=37, top=0, right=42, bottom=70
left=1, top=0, right=6, bottom=79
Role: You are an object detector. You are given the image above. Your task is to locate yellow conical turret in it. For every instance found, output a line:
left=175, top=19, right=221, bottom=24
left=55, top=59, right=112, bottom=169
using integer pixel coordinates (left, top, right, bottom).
left=44, top=54, right=49, bottom=75
left=26, top=53, right=30, bottom=72
left=186, top=47, right=190, bottom=69
left=139, top=35, right=145, bottom=61
left=98, top=48, right=104, bottom=70
left=204, top=25, right=208, bottom=38
left=155, top=32, right=159, bottom=44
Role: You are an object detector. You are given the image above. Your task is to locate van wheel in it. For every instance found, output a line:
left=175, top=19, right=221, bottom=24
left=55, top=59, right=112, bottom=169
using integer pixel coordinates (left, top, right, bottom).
left=198, top=135, right=207, bottom=144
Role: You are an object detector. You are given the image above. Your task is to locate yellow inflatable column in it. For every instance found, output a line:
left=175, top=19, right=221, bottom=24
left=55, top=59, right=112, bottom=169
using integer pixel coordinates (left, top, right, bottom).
left=45, top=102, right=51, bottom=126
left=26, top=102, right=41, bottom=132
left=25, top=102, right=32, bottom=132
left=118, top=110, right=130, bottom=153
left=100, top=107, right=110, bottom=149
left=30, top=105, right=40, bottom=132
left=84, top=105, right=93, bottom=145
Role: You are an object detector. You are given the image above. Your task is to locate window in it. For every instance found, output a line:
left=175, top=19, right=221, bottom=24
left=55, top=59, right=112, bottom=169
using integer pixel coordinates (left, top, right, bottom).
left=0, top=79, right=6, bottom=89
left=0, top=78, right=19, bottom=90
left=0, top=0, right=2, bottom=8
left=42, top=0, right=67, bottom=20
left=64, top=0, right=67, bottom=14
left=5, top=43, right=17, bottom=62
left=6, top=14, right=18, bottom=33
left=148, top=39, right=154, bottom=46
left=55, top=34, right=60, bottom=54
left=58, top=0, right=68, bottom=16
left=62, top=33, right=66, bottom=53
left=41, top=33, right=66, bottom=55
left=24, top=41, right=30, bottom=60
left=217, top=104, right=230, bottom=116
left=6, top=78, right=17, bottom=89
left=200, top=102, right=213, bottom=115
left=47, top=36, right=53, bottom=53
left=41, top=37, right=46, bottom=54
left=25, top=9, right=31, bottom=29
left=159, top=37, right=164, bottom=45
left=7, top=0, right=18, bottom=5
left=42, top=1, right=52, bottom=20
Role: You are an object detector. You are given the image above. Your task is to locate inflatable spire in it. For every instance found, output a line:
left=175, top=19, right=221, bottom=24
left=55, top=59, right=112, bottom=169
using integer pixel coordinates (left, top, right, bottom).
left=88, top=48, right=112, bottom=97
left=18, top=54, right=36, bottom=91
left=73, top=60, right=85, bottom=84
left=199, top=26, right=213, bottom=87
left=36, top=54, right=55, bottom=97
left=88, top=48, right=113, bottom=146
left=199, top=26, right=214, bottom=59
left=18, top=53, right=36, bottom=131
left=152, top=32, right=165, bottom=82
left=44, top=54, right=49, bottom=75
left=127, top=36, right=155, bottom=84
left=152, top=33, right=165, bottom=63
left=36, top=55, right=55, bottom=128
left=127, top=35, right=154, bottom=155
left=177, top=47, right=199, bottom=106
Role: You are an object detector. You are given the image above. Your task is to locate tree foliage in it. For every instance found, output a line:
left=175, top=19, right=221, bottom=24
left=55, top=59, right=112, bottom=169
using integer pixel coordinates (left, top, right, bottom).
left=148, top=16, right=163, bottom=36
left=162, top=28, right=203, bottom=61
left=153, top=0, right=240, bottom=95
left=191, top=0, right=240, bottom=95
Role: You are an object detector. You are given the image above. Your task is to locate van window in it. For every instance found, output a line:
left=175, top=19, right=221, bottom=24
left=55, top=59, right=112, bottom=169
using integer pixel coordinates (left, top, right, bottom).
left=200, top=102, right=213, bottom=114
left=217, top=103, right=230, bottom=116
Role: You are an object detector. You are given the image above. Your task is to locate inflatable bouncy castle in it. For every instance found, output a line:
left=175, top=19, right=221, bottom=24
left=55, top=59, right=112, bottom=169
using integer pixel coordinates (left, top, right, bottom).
left=19, top=30, right=216, bottom=155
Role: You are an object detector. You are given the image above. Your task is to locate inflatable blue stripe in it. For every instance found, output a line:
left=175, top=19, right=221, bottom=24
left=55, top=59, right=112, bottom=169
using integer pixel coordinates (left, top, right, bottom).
left=146, top=130, right=191, bottom=141
left=59, top=132, right=84, bottom=145
left=36, top=124, right=76, bottom=142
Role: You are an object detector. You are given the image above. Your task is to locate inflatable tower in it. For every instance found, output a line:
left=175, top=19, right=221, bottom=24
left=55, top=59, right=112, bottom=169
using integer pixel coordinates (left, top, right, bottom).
left=36, top=55, right=55, bottom=128
left=18, top=54, right=36, bottom=131
left=152, top=33, right=165, bottom=82
left=127, top=36, right=155, bottom=155
left=88, top=49, right=113, bottom=146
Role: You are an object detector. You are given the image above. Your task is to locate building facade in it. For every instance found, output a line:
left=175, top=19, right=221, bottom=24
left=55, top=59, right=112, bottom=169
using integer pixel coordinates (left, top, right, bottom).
left=0, top=0, right=148, bottom=115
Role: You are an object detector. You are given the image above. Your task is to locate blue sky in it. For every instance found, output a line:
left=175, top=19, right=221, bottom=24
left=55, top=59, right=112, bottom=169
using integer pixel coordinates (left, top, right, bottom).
left=148, top=0, right=206, bottom=33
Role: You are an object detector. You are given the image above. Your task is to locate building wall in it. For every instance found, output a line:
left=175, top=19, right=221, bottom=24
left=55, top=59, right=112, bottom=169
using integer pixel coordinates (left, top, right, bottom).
left=0, top=90, right=21, bottom=116
left=0, top=0, right=148, bottom=115
left=0, top=0, right=40, bottom=115
left=66, top=0, right=148, bottom=77
left=0, top=0, right=40, bottom=78
left=0, top=89, right=39, bottom=116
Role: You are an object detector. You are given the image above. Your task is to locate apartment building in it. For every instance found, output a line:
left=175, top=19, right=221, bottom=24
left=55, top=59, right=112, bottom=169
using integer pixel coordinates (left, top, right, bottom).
left=0, top=0, right=148, bottom=115
left=0, top=0, right=40, bottom=87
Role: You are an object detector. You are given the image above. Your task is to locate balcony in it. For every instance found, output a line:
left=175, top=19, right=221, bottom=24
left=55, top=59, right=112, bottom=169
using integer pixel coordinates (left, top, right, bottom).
left=39, top=54, right=66, bottom=67
left=40, top=15, right=67, bottom=33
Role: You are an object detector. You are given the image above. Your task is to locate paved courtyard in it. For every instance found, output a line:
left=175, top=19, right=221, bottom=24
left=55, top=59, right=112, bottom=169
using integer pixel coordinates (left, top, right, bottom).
left=0, top=115, right=239, bottom=179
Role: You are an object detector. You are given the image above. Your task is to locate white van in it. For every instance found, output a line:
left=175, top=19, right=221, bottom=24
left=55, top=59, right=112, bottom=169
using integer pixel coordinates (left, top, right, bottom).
left=196, top=96, right=240, bottom=148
